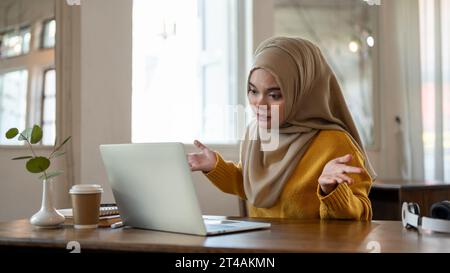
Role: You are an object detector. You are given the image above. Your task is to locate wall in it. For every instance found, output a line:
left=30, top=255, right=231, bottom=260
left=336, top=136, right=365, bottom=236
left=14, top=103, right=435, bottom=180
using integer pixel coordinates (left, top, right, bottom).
left=0, top=0, right=58, bottom=221
left=79, top=0, right=132, bottom=202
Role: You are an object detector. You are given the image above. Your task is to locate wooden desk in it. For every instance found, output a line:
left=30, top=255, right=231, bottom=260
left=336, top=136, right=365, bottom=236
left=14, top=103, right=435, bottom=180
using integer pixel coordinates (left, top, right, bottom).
left=1, top=218, right=449, bottom=253
left=370, top=179, right=450, bottom=220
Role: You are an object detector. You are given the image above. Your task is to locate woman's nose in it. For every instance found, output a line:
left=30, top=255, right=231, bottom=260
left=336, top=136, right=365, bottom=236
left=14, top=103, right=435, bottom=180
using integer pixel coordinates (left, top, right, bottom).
left=254, top=95, right=267, bottom=106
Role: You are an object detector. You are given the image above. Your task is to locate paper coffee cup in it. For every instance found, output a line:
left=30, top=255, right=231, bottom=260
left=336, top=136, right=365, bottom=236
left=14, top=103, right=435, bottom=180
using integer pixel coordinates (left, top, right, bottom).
left=69, top=184, right=103, bottom=229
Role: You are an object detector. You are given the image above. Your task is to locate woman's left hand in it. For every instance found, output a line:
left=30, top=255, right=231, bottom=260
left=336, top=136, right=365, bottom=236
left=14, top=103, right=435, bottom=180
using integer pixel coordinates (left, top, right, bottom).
left=318, top=154, right=363, bottom=195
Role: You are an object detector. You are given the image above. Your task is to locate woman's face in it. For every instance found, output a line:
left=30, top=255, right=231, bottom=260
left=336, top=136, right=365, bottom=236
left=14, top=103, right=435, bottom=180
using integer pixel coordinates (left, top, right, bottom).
left=248, top=68, right=286, bottom=129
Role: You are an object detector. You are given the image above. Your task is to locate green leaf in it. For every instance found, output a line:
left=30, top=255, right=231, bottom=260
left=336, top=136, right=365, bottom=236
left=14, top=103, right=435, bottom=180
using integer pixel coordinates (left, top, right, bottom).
left=39, top=170, right=63, bottom=180
left=12, top=156, right=33, bottom=160
left=18, top=128, right=32, bottom=141
left=50, top=151, right=66, bottom=159
left=26, top=157, right=50, bottom=173
left=5, top=128, right=19, bottom=139
left=55, top=136, right=72, bottom=151
left=30, top=125, right=43, bottom=144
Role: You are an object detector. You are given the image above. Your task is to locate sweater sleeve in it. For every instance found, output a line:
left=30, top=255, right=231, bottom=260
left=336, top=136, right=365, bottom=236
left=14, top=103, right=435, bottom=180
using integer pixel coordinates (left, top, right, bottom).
left=316, top=132, right=373, bottom=221
left=204, top=153, right=246, bottom=200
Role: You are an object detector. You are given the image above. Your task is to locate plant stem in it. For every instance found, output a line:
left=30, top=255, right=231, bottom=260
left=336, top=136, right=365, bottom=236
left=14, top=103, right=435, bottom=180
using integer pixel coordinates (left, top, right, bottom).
left=21, top=134, right=37, bottom=158
left=48, top=150, right=56, bottom=159
left=48, top=143, right=57, bottom=159
left=48, top=136, right=71, bottom=160
left=49, top=141, right=65, bottom=158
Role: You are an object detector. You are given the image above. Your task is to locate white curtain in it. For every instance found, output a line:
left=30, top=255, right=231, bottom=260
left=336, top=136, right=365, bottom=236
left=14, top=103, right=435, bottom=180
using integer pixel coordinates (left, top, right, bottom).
left=54, top=1, right=81, bottom=207
left=419, top=0, right=450, bottom=181
left=379, top=0, right=425, bottom=179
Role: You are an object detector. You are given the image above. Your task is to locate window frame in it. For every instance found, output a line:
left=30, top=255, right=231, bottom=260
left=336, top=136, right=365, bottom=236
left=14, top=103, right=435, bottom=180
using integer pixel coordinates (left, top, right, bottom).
left=0, top=25, right=32, bottom=59
left=40, top=18, right=56, bottom=50
left=0, top=20, right=55, bottom=148
left=40, top=67, right=56, bottom=145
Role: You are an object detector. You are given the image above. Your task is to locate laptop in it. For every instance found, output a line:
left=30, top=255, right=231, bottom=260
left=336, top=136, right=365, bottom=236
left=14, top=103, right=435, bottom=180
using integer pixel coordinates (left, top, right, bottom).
left=99, top=142, right=271, bottom=236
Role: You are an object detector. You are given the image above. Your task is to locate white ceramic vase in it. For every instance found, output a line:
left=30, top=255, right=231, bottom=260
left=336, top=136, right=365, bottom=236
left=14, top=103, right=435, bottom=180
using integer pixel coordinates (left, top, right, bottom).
left=30, top=178, right=65, bottom=228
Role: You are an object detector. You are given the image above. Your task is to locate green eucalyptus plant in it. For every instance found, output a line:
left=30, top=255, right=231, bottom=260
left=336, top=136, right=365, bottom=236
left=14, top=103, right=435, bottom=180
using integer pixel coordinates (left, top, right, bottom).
left=5, top=125, right=71, bottom=181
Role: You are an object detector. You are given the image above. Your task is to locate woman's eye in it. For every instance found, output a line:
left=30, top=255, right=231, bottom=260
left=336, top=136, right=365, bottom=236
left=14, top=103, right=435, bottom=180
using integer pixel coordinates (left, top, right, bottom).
left=269, top=94, right=282, bottom=100
left=248, top=89, right=258, bottom=95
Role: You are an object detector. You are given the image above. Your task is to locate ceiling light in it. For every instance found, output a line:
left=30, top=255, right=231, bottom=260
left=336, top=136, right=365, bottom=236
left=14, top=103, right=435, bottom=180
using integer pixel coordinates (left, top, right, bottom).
left=367, top=36, right=375, bottom=47
left=348, top=41, right=359, bottom=53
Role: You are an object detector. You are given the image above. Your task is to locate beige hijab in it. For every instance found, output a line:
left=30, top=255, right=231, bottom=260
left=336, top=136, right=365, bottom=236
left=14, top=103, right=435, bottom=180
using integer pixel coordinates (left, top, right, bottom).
left=241, top=37, right=377, bottom=208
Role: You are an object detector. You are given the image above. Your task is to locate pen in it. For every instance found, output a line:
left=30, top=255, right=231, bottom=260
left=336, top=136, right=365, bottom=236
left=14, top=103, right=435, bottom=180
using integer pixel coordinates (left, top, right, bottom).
left=110, top=221, right=124, bottom=229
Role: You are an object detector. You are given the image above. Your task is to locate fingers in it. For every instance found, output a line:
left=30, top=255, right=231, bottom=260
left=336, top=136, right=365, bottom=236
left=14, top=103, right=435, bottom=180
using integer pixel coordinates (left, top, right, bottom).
left=318, top=176, right=338, bottom=185
left=187, top=160, right=195, bottom=171
left=331, top=154, right=363, bottom=173
left=190, top=164, right=200, bottom=172
left=194, top=139, right=208, bottom=151
left=335, top=173, right=354, bottom=184
left=187, top=154, right=195, bottom=170
left=187, top=153, right=200, bottom=171
left=334, top=154, right=352, bottom=163
left=319, top=159, right=361, bottom=194
left=319, top=174, right=354, bottom=185
left=342, top=165, right=363, bottom=174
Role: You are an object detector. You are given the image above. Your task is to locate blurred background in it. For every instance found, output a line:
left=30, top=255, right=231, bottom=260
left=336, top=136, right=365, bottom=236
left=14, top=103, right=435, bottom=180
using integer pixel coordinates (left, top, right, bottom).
left=0, top=0, right=449, bottom=221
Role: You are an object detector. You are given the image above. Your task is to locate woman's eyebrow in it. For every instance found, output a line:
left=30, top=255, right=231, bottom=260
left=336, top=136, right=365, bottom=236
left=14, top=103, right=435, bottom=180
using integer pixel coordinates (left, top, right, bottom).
left=248, top=82, right=281, bottom=92
left=267, top=87, right=281, bottom=92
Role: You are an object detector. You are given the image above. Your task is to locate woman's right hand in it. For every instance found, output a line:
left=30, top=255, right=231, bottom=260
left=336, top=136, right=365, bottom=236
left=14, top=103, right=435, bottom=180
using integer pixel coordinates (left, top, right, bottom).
left=187, top=140, right=217, bottom=172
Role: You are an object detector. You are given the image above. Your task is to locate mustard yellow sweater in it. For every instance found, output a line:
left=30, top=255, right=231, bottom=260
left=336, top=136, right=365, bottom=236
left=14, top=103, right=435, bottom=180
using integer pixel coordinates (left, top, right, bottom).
left=204, top=130, right=372, bottom=220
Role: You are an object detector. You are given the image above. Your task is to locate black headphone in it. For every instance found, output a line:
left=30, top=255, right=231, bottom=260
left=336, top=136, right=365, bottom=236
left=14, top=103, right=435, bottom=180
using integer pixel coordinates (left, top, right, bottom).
left=402, top=201, right=450, bottom=233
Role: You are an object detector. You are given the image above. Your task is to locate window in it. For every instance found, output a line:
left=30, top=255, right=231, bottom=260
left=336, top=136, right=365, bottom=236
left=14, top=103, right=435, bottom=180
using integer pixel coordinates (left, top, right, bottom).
left=273, top=0, right=378, bottom=147
left=0, top=70, right=28, bottom=145
left=0, top=19, right=56, bottom=146
left=419, top=0, right=450, bottom=181
left=0, top=26, right=31, bottom=58
left=132, top=0, right=239, bottom=144
left=41, top=19, right=56, bottom=49
left=41, top=69, right=56, bottom=145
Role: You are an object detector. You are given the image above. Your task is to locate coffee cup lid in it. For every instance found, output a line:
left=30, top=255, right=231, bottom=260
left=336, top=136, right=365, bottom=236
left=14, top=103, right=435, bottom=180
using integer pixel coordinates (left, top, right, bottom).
left=69, top=184, right=103, bottom=194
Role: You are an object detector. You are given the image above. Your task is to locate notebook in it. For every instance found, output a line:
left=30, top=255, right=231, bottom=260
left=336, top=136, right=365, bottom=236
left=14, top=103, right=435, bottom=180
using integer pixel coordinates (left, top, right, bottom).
left=58, top=204, right=119, bottom=219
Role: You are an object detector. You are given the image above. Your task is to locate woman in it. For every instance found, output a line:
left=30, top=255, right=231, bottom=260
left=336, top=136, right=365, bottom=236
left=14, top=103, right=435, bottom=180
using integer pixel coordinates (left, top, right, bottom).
left=187, top=37, right=376, bottom=220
